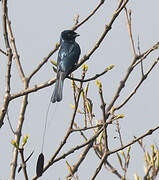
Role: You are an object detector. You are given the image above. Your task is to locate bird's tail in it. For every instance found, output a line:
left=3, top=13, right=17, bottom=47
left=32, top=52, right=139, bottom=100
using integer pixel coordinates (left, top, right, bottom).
left=51, top=73, right=64, bottom=103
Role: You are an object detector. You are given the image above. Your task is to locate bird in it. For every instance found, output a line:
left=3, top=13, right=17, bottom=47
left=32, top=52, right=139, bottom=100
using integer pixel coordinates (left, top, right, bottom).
left=51, top=30, right=81, bottom=103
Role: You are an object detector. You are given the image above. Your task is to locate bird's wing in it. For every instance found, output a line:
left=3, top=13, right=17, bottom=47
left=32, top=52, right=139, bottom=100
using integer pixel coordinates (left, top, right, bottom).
left=57, top=42, right=81, bottom=75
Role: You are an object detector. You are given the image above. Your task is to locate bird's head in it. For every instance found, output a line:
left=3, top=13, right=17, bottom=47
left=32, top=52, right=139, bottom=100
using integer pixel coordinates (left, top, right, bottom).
left=60, top=30, right=80, bottom=42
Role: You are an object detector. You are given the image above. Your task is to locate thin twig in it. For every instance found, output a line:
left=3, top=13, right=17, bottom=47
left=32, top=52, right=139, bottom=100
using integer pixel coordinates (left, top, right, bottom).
left=143, top=165, right=152, bottom=180
left=10, top=80, right=29, bottom=179
left=73, top=122, right=88, bottom=141
left=137, top=36, right=144, bottom=76
left=31, top=123, right=106, bottom=180
left=28, top=44, right=59, bottom=81
left=124, top=8, right=136, bottom=56
left=53, top=125, right=105, bottom=164
left=105, top=41, right=158, bottom=116
left=6, top=14, right=25, bottom=81
left=90, top=151, right=108, bottom=180
left=109, top=126, right=159, bottom=155
left=117, top=0, right=125, bottom=9
left=66, top=142, right=93, bottom=179
left=133, top=42, right=159, bottom=68
left=105, top=160, right=122, bottom=179
left=71, top=124, right=102, bottom=132
left=98, top=84, right=109, bottom=152
left=71, top=74, right=77, bottom=104
left=115, top=120, right=123, bottom=146
left=0, top=48, right=8, bottom=56
left=72, top=0, right=105, bottom=31
left=105, top=55, right=136, bottom=116
left=114, top=57, right=159, bottom=110
left=68, top=67, right=111, bottom=82
left=19, top=148, right=29, bottom=180
left=6, top=109, right=15, bottom=134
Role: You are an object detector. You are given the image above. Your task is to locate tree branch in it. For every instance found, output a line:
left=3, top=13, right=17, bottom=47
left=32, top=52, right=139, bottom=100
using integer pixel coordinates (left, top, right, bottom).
left=10, top=80, right=29, bottom=179
left=75, top=0, right=130, bottom=70
left=114, top=56, right=159, bottom=110
left=6, top=12, right=25, bottom=81
left=124, top=8, right=136, bottom=56
left=66, top=142, right=93, bottom=179
left=72, top=0, right=105, bottom=31
left=28, top=44, right=59, bottom=81
left=0, top=0, right=12, bottom=128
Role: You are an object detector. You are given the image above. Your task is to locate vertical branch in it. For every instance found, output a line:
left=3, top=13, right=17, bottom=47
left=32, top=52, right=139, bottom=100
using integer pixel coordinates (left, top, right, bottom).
left=137, top=36, right=144, bottom=76
left=0, top=0, right=12, bottom=128
left=98, top=83, right=109, bottom=152
left=115, top=120, right=123, bottom=146
left=19, top=148, right=29, bottom=180
left=6, top=13, right=25, bottom=81
left=1, top=1, right=30, bottom=178
left=10, top=80, right=29, bottom=179
left=124, top=8, right=136, bottom=56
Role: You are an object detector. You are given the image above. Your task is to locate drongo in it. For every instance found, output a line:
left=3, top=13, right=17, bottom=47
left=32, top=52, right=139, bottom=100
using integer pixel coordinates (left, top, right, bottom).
left=51, top=30, right=81, bottom=103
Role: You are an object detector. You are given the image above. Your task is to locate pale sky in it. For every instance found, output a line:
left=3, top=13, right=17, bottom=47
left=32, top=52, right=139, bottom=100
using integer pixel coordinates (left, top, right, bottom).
left=0, top=0, right=159, bottom=179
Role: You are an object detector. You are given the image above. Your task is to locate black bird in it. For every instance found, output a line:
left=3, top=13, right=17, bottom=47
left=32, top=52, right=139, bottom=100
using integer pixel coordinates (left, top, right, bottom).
left=51, top=30, right=81, bottom=103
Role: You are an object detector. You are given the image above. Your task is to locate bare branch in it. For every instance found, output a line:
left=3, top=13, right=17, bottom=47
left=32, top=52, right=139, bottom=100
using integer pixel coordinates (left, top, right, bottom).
left=90, top=151, right=108, bottom=180
left=31, top=122, right=107, bottom=179
left=68, top=67, right=111, bottom=82
left=115, top=120, right=123, bottom=146
left=6, top=13, right=25, bottom=80
left=105, top=160, right=122, bottom=179
left=91, top=125, right=159, bottom=179
left=52, top=124, right=105, bottom=164
left=19, top=148, right=29, bottom=180
left=124, top=8, right=136, bottom=56
left=98, top=83, right=109, bottom=152
left=0, top=48, right=8, bottom=56
left=76, top=0, right=130, bottom=69
left=109, top=126, right=159, bottom=155
left=6, top=109, right=15, bottom=134
left=10, top=78, right=56, bottom=100
left=105, top=42, right=159, bottom=117
left=133, top=42, right=159, bottom=68
left=10, top=80, right=29, bottom=179
left=115, top=56, right=159, bottom=110
left=0, top=0, right=12, bottom=128
left=105, top=55, right=136, bottom=115
left=71, top=124, right=102, bottom=132
left=28, top=44, right=59, bottom=81
left=66, top=142, right=93, bottom=179
left=72, top=0, right=105, bottom=31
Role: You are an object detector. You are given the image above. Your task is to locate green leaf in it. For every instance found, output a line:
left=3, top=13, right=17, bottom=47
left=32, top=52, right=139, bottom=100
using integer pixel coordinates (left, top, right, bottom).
left=50, top=60, right=57, bottom=66
left=21, top=134, right=28, bottom=147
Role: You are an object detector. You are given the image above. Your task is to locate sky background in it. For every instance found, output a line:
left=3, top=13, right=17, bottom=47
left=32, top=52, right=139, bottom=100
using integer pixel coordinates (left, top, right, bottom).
left=0, top=0, right=159, bottom=179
